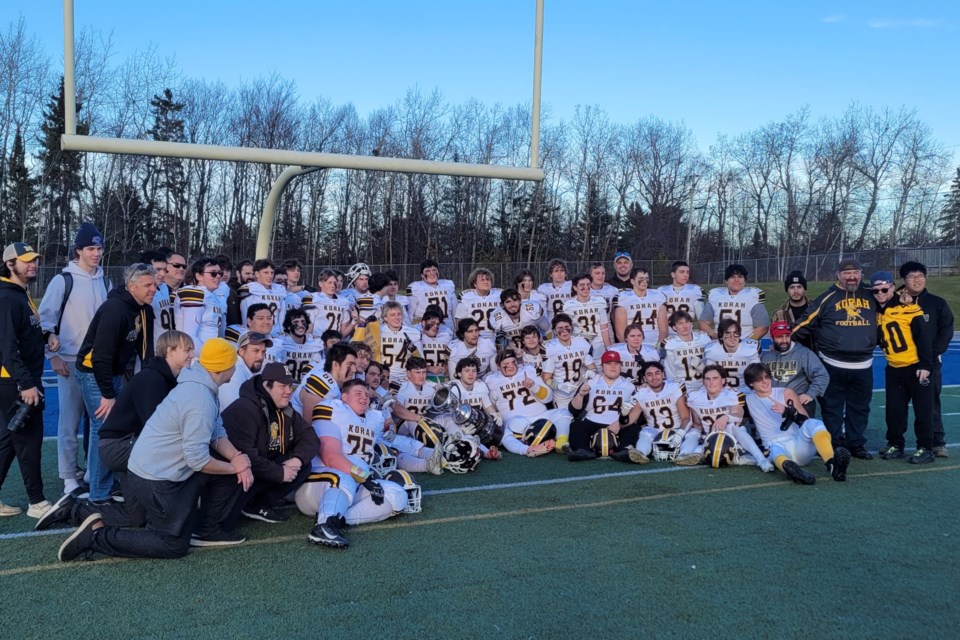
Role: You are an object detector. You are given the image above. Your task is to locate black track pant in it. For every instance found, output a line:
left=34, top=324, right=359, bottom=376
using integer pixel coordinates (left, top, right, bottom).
left=0, top=384, right=45, bottom=504
left=570, top=418, right=641, bottom=453
left=884, top=364, right=934, bottom=451
left=931, top=366, right=945, bottom=448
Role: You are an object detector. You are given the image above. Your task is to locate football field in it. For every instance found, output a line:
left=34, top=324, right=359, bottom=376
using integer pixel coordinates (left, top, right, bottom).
left=1, top=390, right=958, bottom=639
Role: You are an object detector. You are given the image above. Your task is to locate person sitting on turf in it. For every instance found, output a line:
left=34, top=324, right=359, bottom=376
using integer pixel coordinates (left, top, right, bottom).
left=743, top=363, right=850, bottom=484
left=567, top=350, right=641, bottom=462
left=36, top=330, right=196, bottom=532
left=57, top=338, right=253, bottom=562
left=222, top=362, right=318, bottom=524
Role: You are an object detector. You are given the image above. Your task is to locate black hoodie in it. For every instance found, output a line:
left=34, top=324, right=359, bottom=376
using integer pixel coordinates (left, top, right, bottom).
left=99, top=356, right=178, bottom=440
left=0, top=277, right=44, bottom=389
left=76, top=287, right=154, bottom=398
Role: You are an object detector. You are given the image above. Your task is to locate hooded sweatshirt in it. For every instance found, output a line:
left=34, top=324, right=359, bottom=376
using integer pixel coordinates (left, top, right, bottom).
left=127, top=363, right=227, bottom=482
left=760, top=341, right=830, bottom=398
left=99, top=356, right=179, bottom=440
left=38, top=261, right=109, bottom=362
left=0, top=277, right=44, bottom=389
left=76, top=287, right=155, bottom=397
left=791, top=283, right=878, bottom=367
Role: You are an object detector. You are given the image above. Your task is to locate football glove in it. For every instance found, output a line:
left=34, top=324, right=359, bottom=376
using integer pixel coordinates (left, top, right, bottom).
left=620, top=399, right=637, bottom=416
left=780, top=401, right=808, bottom=430
left=362, top=477, right=385, bottom=505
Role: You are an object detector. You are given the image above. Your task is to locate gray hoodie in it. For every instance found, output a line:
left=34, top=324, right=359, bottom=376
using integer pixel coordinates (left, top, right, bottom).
left=760, top=341, right=830, bottom=398
left=38, top=261, right=109, bottom=362
left=128, top=363, right=228, bottom=482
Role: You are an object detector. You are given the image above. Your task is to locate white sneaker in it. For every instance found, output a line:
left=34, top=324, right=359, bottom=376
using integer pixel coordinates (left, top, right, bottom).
left=26, top=500, right=53, bottom=519
left=0, top=501, right=22, bottom=517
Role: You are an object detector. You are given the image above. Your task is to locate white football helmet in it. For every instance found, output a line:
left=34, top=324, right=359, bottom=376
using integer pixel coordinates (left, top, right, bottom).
left=346, top=262, right=372, bottom=286
left=385, top=469, right=421, bottom=513
left=441, top=434, right=482, bottom=474
left=369, top=442, right=398, bottom=477
left=651, top=428, right=684, bottom=461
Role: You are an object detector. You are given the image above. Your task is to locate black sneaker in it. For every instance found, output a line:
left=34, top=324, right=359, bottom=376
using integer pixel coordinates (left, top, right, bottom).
left=58, top=513, right=102, bottom=562
left=110, top=486, right=125, bottom=503
left=826, top=447, right=851, bottom=482
left=849, top=447, right=873, bottom=460
left=567, top=448, right=597, bottom=462
left=190, top=530, right=246, bottom=547
left=609, top=449, right=633, bottom=463
left=782, top=460, right=816, bottom=485
left=241, top=506, right=289, bottom=524
left=35, top=492, right=77, bottom=531
left=879, top=445, right=904, bottom=460
left=908, top=448, right=935, bottom=465
left=308, top=516, right=349, bottom=549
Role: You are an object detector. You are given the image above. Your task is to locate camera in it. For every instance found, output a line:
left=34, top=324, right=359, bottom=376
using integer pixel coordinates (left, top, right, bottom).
left=6, top=399, right=39, bottom=433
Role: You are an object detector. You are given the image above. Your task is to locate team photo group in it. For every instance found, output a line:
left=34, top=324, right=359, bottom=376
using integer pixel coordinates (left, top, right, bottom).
left=0, top=221, right=953, bottom=560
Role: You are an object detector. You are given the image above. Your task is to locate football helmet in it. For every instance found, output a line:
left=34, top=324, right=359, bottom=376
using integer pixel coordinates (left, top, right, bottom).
left=521, top=418, right=557, bottom=447
left=369, top=442, right=398, bottom=477
left=651, top=428, right=683, bottom=461
left=413, top=418, right=446, bottom=448
left=346, top=262, right=372, bottom=286
left=384, top=469, right=422, bottom=513
left=441, top=434, right=482, bottom=474
left=591, top=428, right=620, bottom=458
left=703, top=431, right=740, bottom=468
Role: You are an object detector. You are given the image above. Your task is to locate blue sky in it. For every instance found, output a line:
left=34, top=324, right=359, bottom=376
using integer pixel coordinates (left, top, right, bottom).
left=9, top=1, right=960, bottom=158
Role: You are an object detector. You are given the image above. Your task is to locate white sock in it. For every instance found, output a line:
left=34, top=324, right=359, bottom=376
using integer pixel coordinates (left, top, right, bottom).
left=64, top=479, right=80, bottom=495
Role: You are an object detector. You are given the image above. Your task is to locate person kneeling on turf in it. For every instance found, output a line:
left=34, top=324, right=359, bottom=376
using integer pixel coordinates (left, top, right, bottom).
left=57, top=339, right=254, bottom=561
left=743, top=363, right=850, bottom=484
left=222, top=363, right=318, bottom=524
left=296, top=380, right=408, bottom=549
left=567, top=350, right=642, bottom=462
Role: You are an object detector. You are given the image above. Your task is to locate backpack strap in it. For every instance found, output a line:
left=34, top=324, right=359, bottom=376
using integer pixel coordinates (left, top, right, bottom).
left=54, top=272, right=74, bottom=336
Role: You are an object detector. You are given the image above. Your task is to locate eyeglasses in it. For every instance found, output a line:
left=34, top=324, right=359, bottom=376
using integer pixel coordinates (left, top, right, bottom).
left=872, top=287, right=891, bottom=294
left=203, top=270, right=223, bottom=277
left=905, top=274, right=926, bottom=280
left=723, top=331, right=741, bottom=338
left=424, top=321, right=441, bottom=329
left=169, top=263, right=186, bottom=270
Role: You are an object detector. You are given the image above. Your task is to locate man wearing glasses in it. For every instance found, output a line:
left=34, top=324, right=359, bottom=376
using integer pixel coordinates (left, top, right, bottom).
left=176, top=257, right=227, bottom=352
left=899, top=261, right=953, bottom=458
left=792, top=258, right=878, bottom=459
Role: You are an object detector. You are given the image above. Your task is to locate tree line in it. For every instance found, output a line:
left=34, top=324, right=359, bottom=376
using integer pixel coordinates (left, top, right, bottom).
left=2, top=17, right=959, bottom=269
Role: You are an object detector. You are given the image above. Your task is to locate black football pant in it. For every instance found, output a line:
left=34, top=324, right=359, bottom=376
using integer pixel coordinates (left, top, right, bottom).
left=90, top=470, right=241, bottom=559
left=884, top=364, right=934, bottom=451
left=570, top=418, right=640, bottom=453
left=931, top=366, right=945, bottom=448
left=0, top=384, right=45, bottom=504
left=818, top=363, right=873, bottom=450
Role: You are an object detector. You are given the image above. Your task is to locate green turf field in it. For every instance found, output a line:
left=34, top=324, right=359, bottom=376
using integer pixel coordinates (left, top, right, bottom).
left=1, top=388, right=958, bottom=639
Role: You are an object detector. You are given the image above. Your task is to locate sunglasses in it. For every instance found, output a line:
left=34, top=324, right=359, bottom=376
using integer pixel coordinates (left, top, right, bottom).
left=872, top=287, right=891, bottom=294
left=555, top=326, right=572, bottom=332
left=169, top=263, right=186, bottom=269
left=203, top=270, right=223, bottom=277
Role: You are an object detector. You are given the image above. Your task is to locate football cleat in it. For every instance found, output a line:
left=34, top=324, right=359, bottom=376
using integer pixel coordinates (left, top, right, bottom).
left=426, top=446, right=444, bottom=476
left=674, top=452, right=703, bottom=466
left=627, top=446, right=650, bottom=465
left=782, top=460, right=816, bottom=485
left=825, top=447, right=851, bottom=482
left=309, top=515, right=349, bottom=549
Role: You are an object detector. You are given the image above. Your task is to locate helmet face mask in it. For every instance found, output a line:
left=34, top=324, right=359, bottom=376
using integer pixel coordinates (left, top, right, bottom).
left=370, top=442, right=398, bottom=477
left=385, top=469, right=422, bottom=513
left=441, top=434, right=482, bottom=474
left=651, top=428, right=683, bottom=461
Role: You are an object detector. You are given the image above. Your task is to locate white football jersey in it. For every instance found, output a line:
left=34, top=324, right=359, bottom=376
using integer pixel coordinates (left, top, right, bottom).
left=304, top=292, right=351, bottom=339
left=395, top=380, right=438, bottom=430
left=562, top=296, right=609, bottom=341
left=658, top=283, right=704, bottom=323
left=686, top=387, right=745, bottom=434
left=407, top=279, right=458, bottom=326
left=487, top=366, right=553, bottom=422
left=608, top=343, right=661, bottom=387
left=663, top=331, right=712, bottom=393
left=175, top=285, right=225, bottom=351
left=447, top=337, right=497, bottom=380
left=453, top=379, right=493, bottom=411
left=341, top=288, right=376, bottom=320
left=703, top=287, right=766, bottom=337
left=537, top=281, right=572, bottom=321
left=521, top=347, right=548, bottom=378
left=704, top=339, right=761, bottom=389
left=489, top=301, right=546, bottom=351
left=310, top=398, right=384, bottom=471
left=613, top=289, right=668, bottom=346
left=152, top=281, right=175, bottom=347
left=376, top=324, right=424, bottom=384
left=455, top=288, right=503, bottom=338
left=280, top=334, right=324, bottom=383
left=581, top=375, right=635, bottom=424
left=589, top=283, right=619, bottom=310
left=542, top=336, right=594, bottom=385
left=419, top=325, right=454, bottom=374
left=632, top=381, right=686, bottom=431
left=521, top=290, right=548, bottom=308
left=239, top=282, right=288, bottom=336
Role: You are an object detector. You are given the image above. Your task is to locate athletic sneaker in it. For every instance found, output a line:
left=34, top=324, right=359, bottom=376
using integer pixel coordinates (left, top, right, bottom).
left=674, top=452, right=702, bottom=466
left=309, top=515, right=349, bottom=549
left=879, top=445, right=904, bottom=460
left=566, top=448, right=597, bottom=462
left=26, top=500, right=53, bottom=519
left=35, top=492, right=78, bottom=531
left=240, top=506, right=288, bottom=524
left=58, top=513, right=102, bottom=562
left=932, top=446, right=948, bottom=459
left=190, top=530, right=246, bottom=547
left=782, top=460, right=816, bottom=485
left=825, top=447, right=851, bottom=482
left=908, top=448, right=935, bottom=465
left=626, top=446, right=650, bottom=465
left=0, top=501, right=22, bottom=517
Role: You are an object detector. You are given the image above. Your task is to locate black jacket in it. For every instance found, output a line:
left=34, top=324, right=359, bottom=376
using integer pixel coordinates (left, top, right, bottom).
left=792, top=283, right=878, bottom=364
left=99, top=357, right=178, bottom=440
left=222, top=376, right=320, bottom=484
left=76, top=287, right=155, bottom=398
left=0, top=278, right=44, bottom=389
left=915, top=289, right=954, bottom=366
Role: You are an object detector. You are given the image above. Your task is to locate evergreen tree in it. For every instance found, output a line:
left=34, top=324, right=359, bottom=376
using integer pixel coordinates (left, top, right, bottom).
left=938, top=167, right=960, bottom=245
left=4, top=128, right=38, bottom=242
left=37, top=77, right=88, bottom=259
left=146, top=88, right=188, bottom=251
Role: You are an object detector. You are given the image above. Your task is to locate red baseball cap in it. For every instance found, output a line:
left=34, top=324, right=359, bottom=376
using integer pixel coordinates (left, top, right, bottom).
left=601, top=350, right=622, bottom=364
left=770, top=321, right=792, bottom=338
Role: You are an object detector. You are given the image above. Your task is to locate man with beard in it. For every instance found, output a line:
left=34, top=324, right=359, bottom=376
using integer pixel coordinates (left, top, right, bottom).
left=761, top=321, right=828, bottom=417
left=792, top=258, right=878, bottom=459
left=218, top=332, right=270, bottom=410
left=772, top=271, right=811, bottom=326
left=226, top=259, right=254, bottom=326
left=607, top=251, right=634, bottom=291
